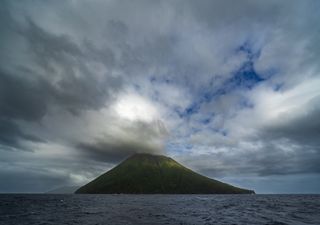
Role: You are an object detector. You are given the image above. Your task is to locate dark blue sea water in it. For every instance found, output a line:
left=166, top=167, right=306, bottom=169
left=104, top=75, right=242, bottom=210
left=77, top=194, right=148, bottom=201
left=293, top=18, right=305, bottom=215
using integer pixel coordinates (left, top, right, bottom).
left=0, top=194, right=319, bottom=225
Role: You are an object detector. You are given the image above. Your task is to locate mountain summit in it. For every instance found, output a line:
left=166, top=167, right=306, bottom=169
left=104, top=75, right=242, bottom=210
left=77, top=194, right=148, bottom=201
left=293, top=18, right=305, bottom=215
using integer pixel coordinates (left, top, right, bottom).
left=75, top=153, right=254, bottom=194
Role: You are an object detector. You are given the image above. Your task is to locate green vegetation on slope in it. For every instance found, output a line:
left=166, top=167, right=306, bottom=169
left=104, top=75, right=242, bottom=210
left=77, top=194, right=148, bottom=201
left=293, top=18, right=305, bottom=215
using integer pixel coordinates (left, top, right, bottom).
left=75, top=153, right=254, bottom=194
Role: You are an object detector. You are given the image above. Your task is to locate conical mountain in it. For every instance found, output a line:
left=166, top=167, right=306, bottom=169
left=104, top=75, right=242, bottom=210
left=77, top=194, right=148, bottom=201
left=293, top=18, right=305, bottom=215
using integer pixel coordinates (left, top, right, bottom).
left=75, top=153, right=254, bottom=194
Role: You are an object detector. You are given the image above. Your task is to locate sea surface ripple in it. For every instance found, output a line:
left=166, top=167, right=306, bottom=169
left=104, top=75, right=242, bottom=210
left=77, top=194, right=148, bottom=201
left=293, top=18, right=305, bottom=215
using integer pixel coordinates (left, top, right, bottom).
left=0, top=194, right=319, bottom=225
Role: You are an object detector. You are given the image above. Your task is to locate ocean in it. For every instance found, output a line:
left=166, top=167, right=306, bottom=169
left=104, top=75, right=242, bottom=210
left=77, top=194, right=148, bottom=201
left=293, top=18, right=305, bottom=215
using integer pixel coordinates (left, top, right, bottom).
left=0, top=194, right=319, bottom=225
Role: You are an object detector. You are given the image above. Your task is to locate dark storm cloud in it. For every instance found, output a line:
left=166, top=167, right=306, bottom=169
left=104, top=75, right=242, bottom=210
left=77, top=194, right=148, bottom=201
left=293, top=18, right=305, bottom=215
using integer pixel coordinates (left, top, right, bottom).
left=0, top=36, right=120, bottom=150
left=0, top=13, right=123, bottom=150
left=0, top=70, right=48, bottom=121
left=21, top=18, right=83, bottom=72
left=261, top=97, right=320, bottom=147
left=0, top=70, right=49, bottom=148
left=0, top=5, right=123, bottom=115
left=0, top=119, right=44, bottom=149
left=20, top=19, right=122, bottom=113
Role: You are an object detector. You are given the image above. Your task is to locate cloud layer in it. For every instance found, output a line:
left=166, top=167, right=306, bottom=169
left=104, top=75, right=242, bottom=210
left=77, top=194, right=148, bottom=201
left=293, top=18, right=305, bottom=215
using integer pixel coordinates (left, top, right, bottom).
left=0, top=0, right=319, bottom=193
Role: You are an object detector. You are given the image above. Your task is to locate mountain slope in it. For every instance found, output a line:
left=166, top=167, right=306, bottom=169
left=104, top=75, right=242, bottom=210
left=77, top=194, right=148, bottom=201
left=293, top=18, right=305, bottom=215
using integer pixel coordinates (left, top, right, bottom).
left=75, top=153, right=254, bottom=194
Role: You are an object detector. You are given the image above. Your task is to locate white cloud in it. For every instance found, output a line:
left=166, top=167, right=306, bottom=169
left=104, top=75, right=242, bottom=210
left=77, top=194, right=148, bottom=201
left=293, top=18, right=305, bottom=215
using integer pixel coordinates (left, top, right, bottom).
left=113, top=93, right=159, bottom=122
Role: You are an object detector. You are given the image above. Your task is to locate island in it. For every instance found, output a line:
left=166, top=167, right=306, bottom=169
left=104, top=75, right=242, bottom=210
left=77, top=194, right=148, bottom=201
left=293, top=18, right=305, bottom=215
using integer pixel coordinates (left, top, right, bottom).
left=75, top=153, right=254, bottom=194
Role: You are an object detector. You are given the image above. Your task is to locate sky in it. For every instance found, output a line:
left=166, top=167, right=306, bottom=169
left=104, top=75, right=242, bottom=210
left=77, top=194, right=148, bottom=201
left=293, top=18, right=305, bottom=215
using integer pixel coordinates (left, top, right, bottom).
left=0, top=0, right=320, bottom=194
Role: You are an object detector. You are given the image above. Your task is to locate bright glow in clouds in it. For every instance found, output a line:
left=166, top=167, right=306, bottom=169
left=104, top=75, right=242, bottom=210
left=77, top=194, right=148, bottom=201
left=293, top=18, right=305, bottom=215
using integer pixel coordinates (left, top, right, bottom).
left=113, top=94, right=159, bottom=122
left=252, top=78, right=320, bottom=124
